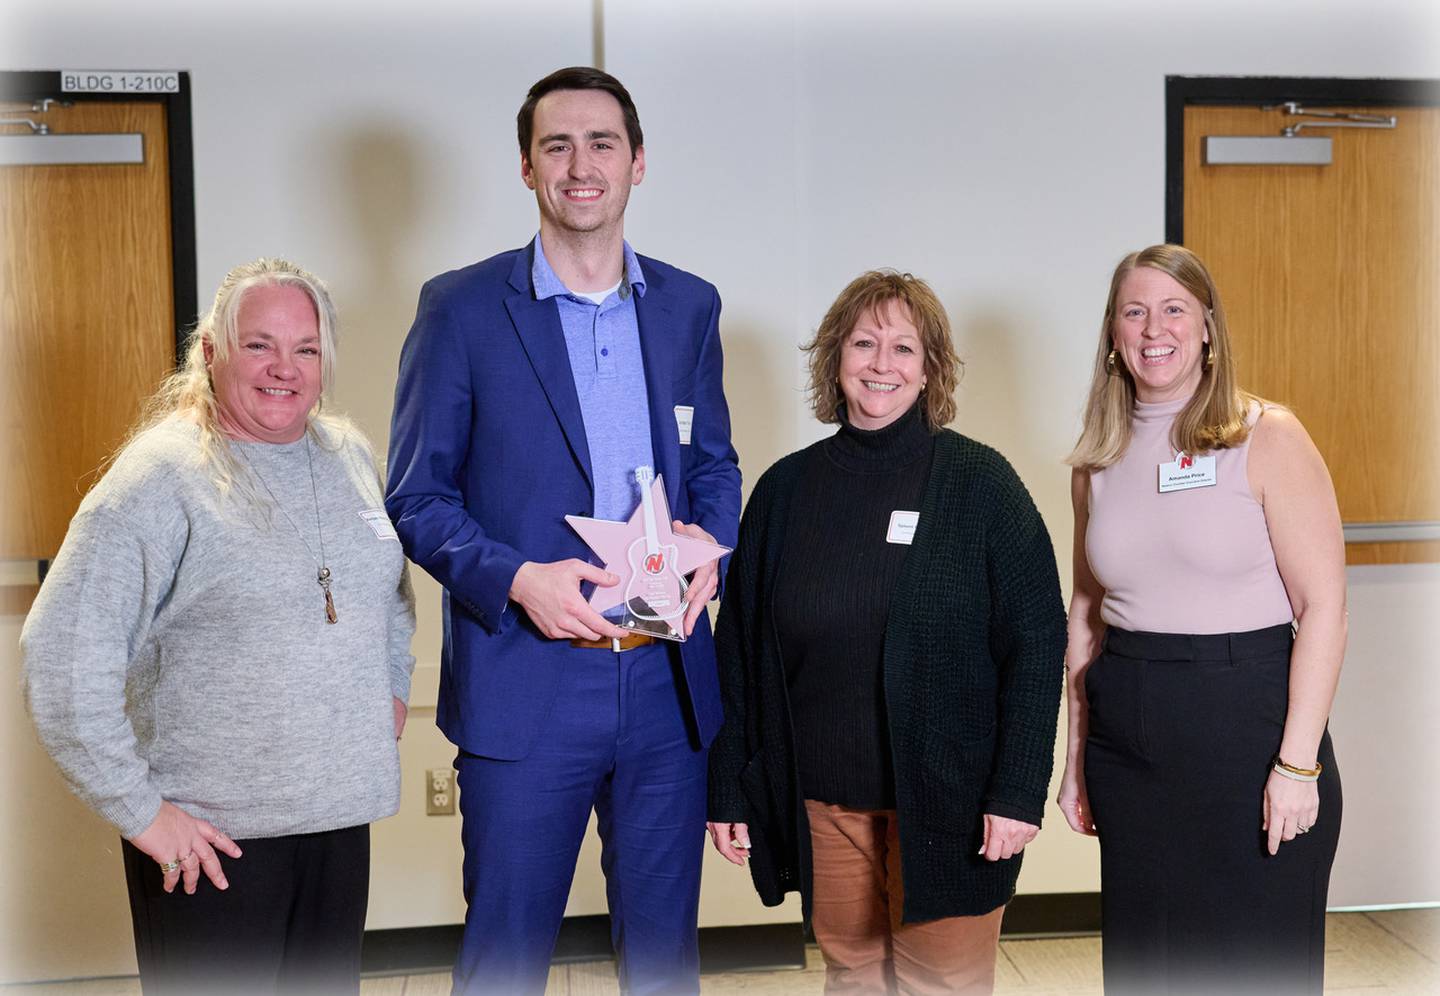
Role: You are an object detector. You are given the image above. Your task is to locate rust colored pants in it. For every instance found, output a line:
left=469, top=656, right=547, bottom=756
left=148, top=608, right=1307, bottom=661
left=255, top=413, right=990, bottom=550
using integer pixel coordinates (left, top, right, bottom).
left=805, top=800, right=1005, bottom=995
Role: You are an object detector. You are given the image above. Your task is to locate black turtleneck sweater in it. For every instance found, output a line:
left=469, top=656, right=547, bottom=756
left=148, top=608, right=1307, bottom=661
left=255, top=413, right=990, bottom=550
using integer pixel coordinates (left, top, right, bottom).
left=771, top=402, right=934, bottom=810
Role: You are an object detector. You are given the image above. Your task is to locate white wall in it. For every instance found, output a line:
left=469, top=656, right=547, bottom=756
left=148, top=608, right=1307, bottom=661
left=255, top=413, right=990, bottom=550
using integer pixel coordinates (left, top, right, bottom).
left=3, top=0, right=1437, bottom=983
left=3, top=0, right=598, bottom=982
left=606, top=0, right=1440, bottom=910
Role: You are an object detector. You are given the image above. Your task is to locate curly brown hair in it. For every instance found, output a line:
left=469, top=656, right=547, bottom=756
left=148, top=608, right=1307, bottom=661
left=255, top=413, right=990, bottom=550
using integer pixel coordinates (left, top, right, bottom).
left=802, top=269, right=962, bottom=431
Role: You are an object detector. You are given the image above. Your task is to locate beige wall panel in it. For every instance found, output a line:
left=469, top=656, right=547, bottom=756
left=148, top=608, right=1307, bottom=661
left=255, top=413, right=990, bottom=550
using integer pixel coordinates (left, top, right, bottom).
left=0, top=613, right=136, bottom=982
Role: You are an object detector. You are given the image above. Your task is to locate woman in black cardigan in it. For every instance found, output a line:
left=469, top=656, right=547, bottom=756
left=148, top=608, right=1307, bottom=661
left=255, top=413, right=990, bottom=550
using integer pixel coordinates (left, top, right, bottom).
left=707, top=270, right=1067, bottom=994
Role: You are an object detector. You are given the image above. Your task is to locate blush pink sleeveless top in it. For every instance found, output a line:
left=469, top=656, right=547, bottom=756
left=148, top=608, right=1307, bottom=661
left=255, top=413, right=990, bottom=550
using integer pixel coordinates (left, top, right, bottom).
left=1085, top=398, right=1294, bottom=635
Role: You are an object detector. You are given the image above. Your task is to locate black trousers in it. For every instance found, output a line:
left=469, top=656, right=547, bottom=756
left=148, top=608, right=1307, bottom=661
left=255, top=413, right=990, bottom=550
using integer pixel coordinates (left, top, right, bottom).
left=1084, top=625, right=1341, bottom=996
left=122, top=824, right=370, bottom=996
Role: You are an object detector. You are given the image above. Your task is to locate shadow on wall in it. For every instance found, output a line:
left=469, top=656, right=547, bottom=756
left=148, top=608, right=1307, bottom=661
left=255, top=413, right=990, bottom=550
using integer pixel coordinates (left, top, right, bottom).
left=721, top=313, right=794, bottom=501
left=952, top=307, right=1070, bottom=504
left=320, top=123, right=433, bottom=442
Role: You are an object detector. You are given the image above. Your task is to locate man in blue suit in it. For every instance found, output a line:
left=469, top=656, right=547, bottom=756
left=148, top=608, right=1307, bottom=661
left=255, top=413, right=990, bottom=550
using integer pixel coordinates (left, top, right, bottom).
left=385, top=67, right=741, bottom=995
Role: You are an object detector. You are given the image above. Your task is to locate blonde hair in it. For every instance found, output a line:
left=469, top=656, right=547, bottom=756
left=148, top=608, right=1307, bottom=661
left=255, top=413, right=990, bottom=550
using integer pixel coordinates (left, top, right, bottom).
left=119, top=258, right=350, bottom=505
left=802, top=269, right=963, bottom=431
left=1067, top=244, right=1267, bottom=469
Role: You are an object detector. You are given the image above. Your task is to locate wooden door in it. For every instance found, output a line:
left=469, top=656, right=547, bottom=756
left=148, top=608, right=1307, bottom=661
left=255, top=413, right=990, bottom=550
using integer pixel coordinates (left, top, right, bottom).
left=1182, top=101, right=1440, bottom=564
left=1, top=101, right=177, bottom=565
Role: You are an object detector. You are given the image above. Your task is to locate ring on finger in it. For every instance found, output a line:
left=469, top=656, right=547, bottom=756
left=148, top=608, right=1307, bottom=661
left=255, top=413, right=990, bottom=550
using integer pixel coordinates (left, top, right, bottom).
left=158, top=859, right=181, bottom=874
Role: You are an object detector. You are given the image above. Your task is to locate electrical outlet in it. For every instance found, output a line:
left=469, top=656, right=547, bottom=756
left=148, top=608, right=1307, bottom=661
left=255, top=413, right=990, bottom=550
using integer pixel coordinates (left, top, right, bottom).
left=425, top=767, right=457, bottom=816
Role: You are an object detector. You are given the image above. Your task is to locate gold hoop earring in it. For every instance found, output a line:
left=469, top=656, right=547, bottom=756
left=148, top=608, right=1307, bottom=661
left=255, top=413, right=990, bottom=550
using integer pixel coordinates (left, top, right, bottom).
left=1203, top=342, right=1215, bottom=370
left=1106, top=349, right=1120, bottom=375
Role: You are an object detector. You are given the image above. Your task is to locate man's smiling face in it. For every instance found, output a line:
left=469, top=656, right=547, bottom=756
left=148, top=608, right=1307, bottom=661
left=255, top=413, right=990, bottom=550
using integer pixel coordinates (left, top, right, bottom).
left=522, top=88, right=645, bottom=240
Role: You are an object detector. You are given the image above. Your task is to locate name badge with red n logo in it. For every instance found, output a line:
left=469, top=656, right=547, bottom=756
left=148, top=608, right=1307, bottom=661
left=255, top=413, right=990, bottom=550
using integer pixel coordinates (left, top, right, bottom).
left=1158, top=452, right=1218, bottom=493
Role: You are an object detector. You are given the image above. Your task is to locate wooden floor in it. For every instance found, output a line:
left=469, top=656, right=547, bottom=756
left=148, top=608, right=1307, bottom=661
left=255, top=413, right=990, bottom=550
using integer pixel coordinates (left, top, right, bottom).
left=4, top=909, right=1436, bottom=994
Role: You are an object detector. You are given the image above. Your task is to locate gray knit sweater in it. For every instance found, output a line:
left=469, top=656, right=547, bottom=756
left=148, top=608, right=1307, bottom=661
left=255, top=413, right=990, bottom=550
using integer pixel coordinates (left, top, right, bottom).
left=21, top=417, right=415, bottom=840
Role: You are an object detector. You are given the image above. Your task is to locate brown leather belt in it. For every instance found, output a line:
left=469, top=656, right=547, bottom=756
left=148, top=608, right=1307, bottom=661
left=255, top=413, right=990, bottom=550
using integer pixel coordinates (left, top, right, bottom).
left=569, top=633, right=658, bottom=651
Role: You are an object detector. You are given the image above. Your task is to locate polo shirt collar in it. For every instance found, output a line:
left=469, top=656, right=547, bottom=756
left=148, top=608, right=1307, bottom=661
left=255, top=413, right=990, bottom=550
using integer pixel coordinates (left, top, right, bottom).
left=531, top=235, right=647, bottom=302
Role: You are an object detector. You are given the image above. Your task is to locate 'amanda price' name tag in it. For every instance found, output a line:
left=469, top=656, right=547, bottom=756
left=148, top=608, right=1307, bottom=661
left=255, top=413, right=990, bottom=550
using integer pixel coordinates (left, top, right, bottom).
left=1158, top=454, right=1217, bottom=493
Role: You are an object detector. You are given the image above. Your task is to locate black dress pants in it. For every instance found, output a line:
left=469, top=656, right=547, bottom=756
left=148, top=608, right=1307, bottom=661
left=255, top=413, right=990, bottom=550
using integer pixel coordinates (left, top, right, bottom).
left=122, top=824, right=370, bottom=996
left=1084, top=625, right=1341, bottom=996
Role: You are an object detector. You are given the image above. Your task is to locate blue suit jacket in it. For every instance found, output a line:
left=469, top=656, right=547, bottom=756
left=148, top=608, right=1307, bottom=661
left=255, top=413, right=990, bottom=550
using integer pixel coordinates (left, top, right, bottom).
left=385, top=244, right=741, bottom=760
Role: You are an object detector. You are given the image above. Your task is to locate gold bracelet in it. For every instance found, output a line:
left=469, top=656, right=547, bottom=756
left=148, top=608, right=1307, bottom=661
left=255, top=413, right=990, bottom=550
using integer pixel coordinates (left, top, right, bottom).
left=1272, top=755, right=1323, bottom=780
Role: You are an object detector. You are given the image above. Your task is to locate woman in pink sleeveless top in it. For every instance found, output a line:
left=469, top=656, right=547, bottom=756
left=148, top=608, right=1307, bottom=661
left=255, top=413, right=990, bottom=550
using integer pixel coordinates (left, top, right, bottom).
left=1057, top=245, right=1346, bottom=995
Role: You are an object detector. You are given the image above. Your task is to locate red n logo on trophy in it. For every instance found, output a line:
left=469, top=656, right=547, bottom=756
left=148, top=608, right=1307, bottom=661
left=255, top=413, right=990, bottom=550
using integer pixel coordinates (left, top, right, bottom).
left=644, top=552, right=666, bottom=575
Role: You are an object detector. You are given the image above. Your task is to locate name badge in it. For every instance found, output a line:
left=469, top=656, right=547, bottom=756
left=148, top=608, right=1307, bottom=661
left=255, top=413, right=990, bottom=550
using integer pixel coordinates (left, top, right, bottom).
left=674, top=405, right=694, bottom=445
left=358, top=508, right=400, bottom=541
left=886, top=510, right=919, bottom=544
left=1158, top=454, right=1217, bottom=493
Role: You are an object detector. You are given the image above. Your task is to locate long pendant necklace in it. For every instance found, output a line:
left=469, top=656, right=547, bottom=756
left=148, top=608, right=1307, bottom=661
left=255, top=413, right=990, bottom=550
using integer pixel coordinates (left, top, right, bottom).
left=239, top=434, right=338, bottom=624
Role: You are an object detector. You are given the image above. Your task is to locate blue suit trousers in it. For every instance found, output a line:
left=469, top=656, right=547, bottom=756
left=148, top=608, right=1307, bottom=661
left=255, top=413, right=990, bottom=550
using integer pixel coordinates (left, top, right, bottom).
left=452, top=643, right=707, bottom=995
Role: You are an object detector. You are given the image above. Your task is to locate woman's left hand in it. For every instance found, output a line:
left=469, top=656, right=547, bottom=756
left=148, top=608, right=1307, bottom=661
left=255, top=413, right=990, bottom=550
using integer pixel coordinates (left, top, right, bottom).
left=130, top=801, right=243, bottom=894
left=979, top=813, right=1039, bottom=861
left=393, top=696, right=408, bottom=739
left=1263, top=769, right=1320, bottom=855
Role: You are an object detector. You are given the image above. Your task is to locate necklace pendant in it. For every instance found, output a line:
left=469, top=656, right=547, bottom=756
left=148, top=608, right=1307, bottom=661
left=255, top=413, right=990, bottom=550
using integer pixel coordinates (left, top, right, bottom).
left=318, top=568, right=337, bottom=624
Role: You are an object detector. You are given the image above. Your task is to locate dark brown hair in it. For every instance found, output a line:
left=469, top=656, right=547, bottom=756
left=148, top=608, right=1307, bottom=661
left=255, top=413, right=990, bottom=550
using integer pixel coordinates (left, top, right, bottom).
left=517, top=66, right=644, bottom=161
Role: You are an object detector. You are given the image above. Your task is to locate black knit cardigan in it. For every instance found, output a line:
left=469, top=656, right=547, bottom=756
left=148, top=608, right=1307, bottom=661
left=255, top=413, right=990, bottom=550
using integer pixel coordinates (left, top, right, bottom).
left=708, top=429, right=1067, bottom=924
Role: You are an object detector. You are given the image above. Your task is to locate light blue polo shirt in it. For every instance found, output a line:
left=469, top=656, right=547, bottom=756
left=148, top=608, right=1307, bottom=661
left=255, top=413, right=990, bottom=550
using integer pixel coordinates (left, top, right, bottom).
left=530, top=235, right=656, bottom=526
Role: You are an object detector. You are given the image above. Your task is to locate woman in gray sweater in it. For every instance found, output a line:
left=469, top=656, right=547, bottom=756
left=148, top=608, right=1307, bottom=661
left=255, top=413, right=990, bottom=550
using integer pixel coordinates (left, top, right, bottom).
left=22, top=258, right=415, bottom=994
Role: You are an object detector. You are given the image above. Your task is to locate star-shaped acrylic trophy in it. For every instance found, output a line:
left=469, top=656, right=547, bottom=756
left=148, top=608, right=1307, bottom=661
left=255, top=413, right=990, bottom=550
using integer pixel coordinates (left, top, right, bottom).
left=565, top=466, right=730, bottom=642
